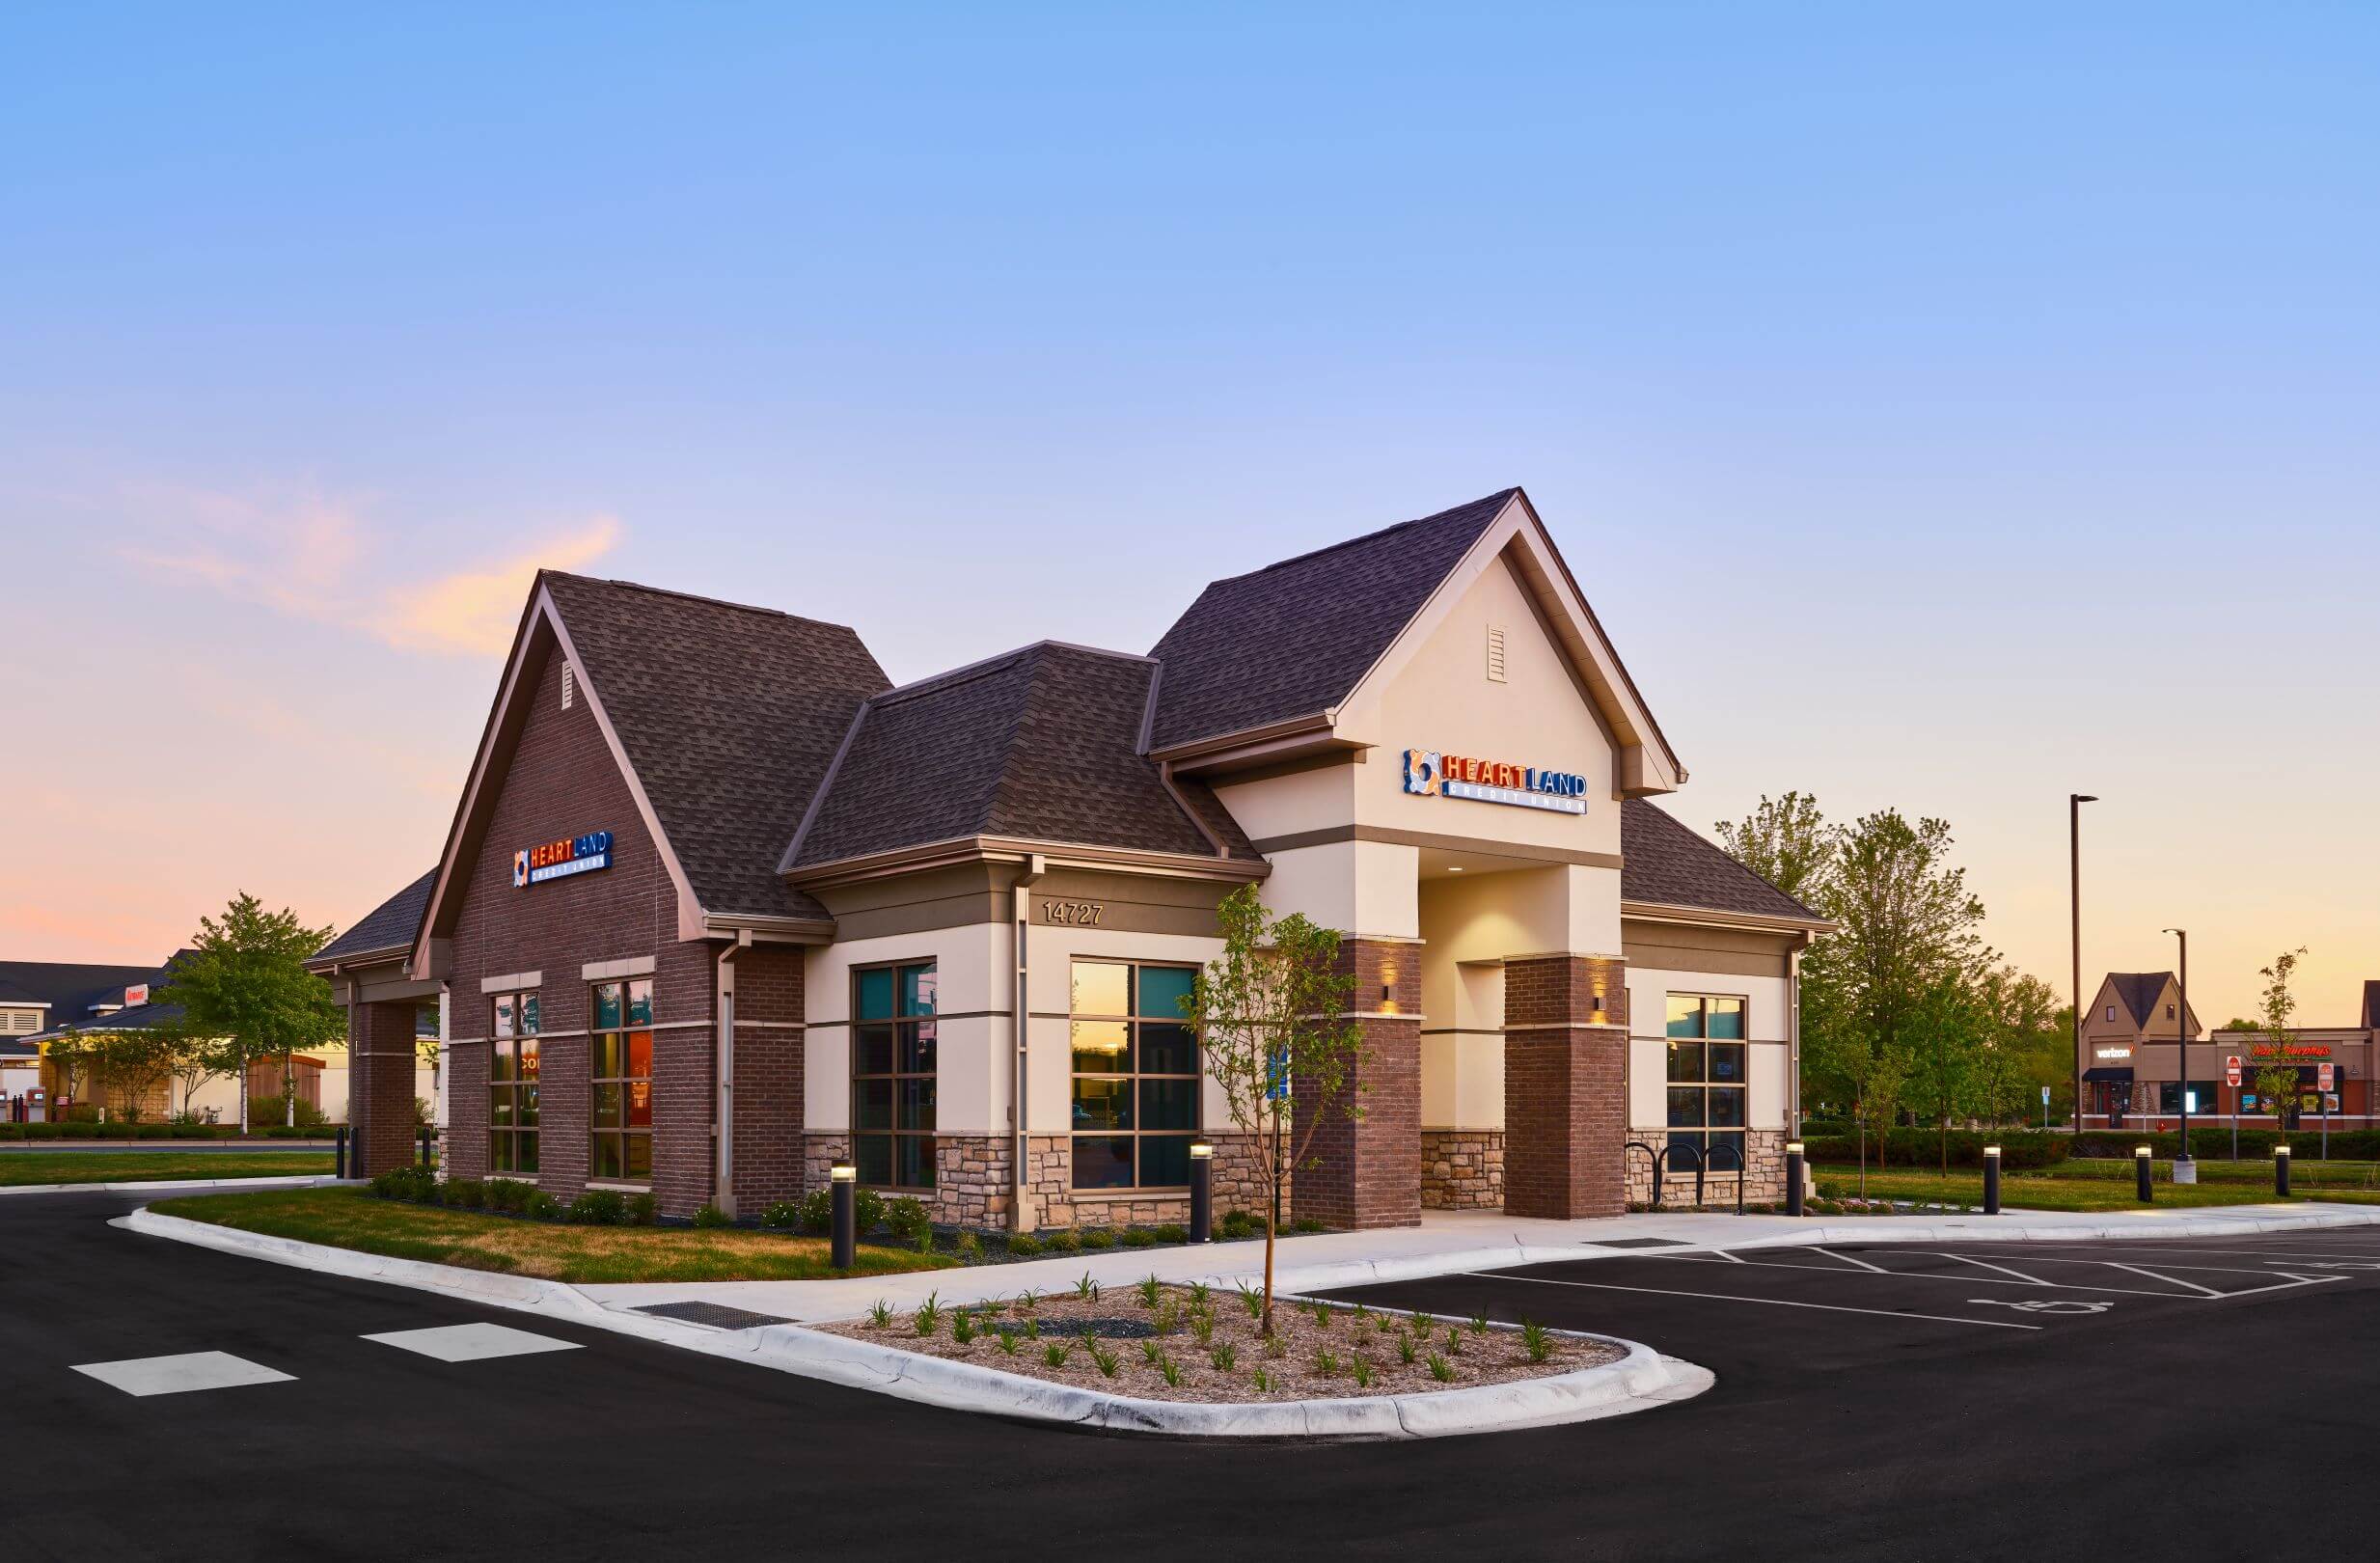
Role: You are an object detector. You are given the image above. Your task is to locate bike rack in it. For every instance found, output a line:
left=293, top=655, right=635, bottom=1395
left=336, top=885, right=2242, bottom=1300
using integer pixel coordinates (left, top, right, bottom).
left=1629, top=1138, right=1749, bottom=1215
left=1626, top=1139, right=1663, bottom=1209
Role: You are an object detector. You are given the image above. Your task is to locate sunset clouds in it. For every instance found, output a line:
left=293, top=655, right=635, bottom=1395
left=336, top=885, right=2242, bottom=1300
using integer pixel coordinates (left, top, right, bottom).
left=118, top=483, right=624, bottom=659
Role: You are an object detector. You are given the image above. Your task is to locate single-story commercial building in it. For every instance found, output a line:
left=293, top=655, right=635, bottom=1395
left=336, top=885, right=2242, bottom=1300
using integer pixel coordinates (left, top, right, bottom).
left=2079, top=972, right=2380, bottom=1131
left=315, top=488, right=1829, bottom=1227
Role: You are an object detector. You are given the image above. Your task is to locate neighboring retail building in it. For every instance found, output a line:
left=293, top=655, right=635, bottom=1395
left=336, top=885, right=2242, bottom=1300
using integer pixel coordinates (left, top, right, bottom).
left=2078, top=971, right=2380, bottom=1131
left=312, top=487, right=1831, bottom=1226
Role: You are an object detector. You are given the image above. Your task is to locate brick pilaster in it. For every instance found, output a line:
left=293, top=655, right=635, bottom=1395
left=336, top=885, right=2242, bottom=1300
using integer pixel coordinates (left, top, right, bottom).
left=729, top=944, right=805, bottom=1214
left=1291, top=939, right=1422, bottom=1231
left=350, top=1000, right=422, bottom=1178
left=1502, top=954, right=1628, bottom=1220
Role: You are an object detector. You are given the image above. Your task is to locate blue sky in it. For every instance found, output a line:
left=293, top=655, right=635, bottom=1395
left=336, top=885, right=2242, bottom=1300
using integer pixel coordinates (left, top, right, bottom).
left=4, top=4, right=2375, bottom=1023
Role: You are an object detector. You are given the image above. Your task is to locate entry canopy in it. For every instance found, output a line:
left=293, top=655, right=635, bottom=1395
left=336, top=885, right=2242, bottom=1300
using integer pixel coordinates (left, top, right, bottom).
left=2082, top=1066, right=2135, bottom=1083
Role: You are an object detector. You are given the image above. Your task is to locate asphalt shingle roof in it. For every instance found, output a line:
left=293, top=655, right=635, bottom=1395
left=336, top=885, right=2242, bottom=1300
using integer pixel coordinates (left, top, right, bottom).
left=1620, top=800, right=1825, bottom=923
left=0, top=961, right=173, bottom=1028
left=2109, top=973, right=2174, bottom=1027
left=542, top=572, right=890, bottom=920
left=315, top=866, right=438, bottom=964
left=1146, top=489, right=1517, bottom=754
left=789, top=642, right=1257, bottom=871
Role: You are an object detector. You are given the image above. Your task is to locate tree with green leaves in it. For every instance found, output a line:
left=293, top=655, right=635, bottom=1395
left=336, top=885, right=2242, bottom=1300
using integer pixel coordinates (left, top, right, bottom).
left=152, top=892, right=345, bottom=1133
left=1973, top=966, right=2069, bottom=1126
left=1713, top=791, right=1838, bottom=906
left=2252, top=946, right=2310, bottom=1130
left=1906, top=970, right=1987, bottom=1172
left=84, top=1025, right=178, bottom=1122
left=1182, top=883, right=1364, bottom=1334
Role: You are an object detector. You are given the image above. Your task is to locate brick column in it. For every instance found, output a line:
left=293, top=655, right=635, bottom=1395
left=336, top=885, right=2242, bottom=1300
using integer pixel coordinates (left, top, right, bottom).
left=350, top=1000, right=422, bottom=1178
left=730, top=945, right=805, bottom=1214
left=1292, top=939, right=1421, bottom=1231
left=1503, top=954, right=1628, bottom=1220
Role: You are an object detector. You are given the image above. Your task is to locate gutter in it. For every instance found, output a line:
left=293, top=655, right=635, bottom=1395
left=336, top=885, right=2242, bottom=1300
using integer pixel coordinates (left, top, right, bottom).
left=1011, top=853, right=1046, bottom=1233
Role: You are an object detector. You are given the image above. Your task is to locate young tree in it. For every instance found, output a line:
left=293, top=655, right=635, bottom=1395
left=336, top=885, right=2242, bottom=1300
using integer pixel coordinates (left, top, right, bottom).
left=2253, top=947, right=2310, bottom=1131
left=1183, top=884, right=1363, bottom=1333
left=152, top=892, right=345, bottom=1134
left=1907, top=972, right=1987, bottom=1173
left=1713, top=791, right=1839, bottom=906
left=86, top=1026, right=178, bottom=1121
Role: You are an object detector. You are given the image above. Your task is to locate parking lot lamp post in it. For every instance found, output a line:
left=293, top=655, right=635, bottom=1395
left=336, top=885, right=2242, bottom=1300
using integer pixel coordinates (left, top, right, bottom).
left=2165, top=928, right=2194, bottom=1182
left=830, top=1162, right=857, bottom=1269
left=2070, top=795, right=2097, bottom=1135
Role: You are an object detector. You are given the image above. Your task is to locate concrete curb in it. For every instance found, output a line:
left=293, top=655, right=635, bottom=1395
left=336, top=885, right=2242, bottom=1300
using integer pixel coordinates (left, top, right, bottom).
left=0, top=1174, right=347, bottom=1199
left=114, top=1207, right=1712, bottom=1439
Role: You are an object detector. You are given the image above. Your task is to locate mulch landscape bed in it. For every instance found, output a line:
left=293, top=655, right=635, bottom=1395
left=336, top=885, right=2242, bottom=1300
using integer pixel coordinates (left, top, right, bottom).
left=816, top=1279, right=1624, bottom=1403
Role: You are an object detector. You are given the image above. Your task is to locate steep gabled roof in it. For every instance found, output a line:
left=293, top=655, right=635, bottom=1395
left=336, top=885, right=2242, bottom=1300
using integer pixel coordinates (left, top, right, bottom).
left=313, top=867, right=438, bottom=968
left=1620, top=800, right=1827, bottom=924
left=1146, top=490, right=1517, bottom=754
left=2362, top=980, right=2380, bottom=1031
left=541, top=573, right=891, bottom=919
left=786, top=642, right=1260, bottom=873
left=0, top=961, right=173, bottom=1026
left=2110, top=972, right=2174, bottom=1027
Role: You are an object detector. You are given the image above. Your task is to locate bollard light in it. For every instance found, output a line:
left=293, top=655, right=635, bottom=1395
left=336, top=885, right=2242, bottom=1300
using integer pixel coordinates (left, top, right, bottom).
left=830, top=1162, right=857, bottom=1269
left=2275, top=1141, right=2292, bottom=1198
left=1983, top=1145, right=2002, bottom=1216
left=2135, top=1144, right=2154, bottom=1203
left=1784, top=1140, right=1806, bottom=1218
left=1189, top=1141, right=1215, bottom=1244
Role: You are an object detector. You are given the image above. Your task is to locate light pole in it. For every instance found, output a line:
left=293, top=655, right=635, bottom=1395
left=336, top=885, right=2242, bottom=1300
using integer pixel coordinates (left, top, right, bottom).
left=2164, top=927, right=2194, bottom=1182
left=2070, top=794, right=2097, bottom=1135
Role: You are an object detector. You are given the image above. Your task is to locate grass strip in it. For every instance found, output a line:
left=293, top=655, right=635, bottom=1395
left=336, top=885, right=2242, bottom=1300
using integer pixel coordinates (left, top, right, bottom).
left=0, top=1151, right=333, bottom=1187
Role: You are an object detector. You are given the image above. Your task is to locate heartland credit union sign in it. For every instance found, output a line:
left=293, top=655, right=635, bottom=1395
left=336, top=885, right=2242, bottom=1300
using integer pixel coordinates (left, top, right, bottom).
left=1402, top=748, right=1588, bottom=815
left=514, top=830, right=614, bottom=889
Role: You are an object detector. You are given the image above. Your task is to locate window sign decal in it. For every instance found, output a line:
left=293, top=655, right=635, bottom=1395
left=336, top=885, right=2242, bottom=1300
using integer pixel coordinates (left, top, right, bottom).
left=1402, top=748, right=1586, bottom=815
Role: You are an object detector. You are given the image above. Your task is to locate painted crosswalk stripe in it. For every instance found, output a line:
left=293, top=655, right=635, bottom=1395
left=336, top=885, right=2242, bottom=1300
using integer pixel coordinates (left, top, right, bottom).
left=362, top=1323, right=583, bottom=1362
left=72, top=1352, right=295, bottom=1398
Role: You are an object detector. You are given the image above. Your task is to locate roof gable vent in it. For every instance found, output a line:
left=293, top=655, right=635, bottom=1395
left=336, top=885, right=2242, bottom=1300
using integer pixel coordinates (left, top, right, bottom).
left=1486, top=625, right=1508, bottom=683
left=561, top=661, right=575, bottom=710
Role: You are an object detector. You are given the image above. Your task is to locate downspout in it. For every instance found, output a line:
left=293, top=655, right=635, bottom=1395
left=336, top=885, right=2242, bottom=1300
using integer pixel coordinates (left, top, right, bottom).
left=716, top=927, right=751, bottom=1218
left=1788, top=933, right=1809, bottom=1140
left=1010, top=852, right=1046, bottom=1233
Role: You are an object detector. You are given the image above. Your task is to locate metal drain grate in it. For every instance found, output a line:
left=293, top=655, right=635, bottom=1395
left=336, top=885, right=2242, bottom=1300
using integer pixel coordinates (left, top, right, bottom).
left=1583, top=1237, right=1691, bottom=1248
left=634, top=1302, right=797, bottom=1331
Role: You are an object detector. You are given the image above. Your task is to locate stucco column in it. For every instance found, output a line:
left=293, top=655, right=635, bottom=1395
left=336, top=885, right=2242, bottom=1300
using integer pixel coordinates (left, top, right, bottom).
left=1502, top=953, right=1628, bottom=1220
left=1292, top=939, right=1423, bottom=1231
left=350, top=999, right=422, bottom=1178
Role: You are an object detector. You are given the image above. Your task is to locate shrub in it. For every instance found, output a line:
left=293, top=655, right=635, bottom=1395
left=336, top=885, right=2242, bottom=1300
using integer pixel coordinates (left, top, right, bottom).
left=885, top=1196, right=933, bottom=1246
left=369, top=1165, right=439, bottom=1202
left=1120, top=1227, right=1156, bottom=1248
left=796, top=1189, right=834, bottom=1234
left=953, top=1229, right=981, bottom=1257
left=483, top=1178, right=531, bottom=1213
left=249, top=1093, right=329, bottom=1130
left=1080, top=1226, right=1116, bottom=1250
left=852, top=1188, right=888, bottom=1234
left=1007, top=1233, right=1043, bottom=1257
left=567, top=1191, right=629, bottom=1225
left=523, top=1191, right=563, bottom=1220
left=691, top=1202, right=730, bottom=1228
left=1042, top=1229, right=1081, bottom=1254
left=760, top=1199, right=803, bottom=1230
left=1291, top=1217, right=1325, bottom=1234
left=1803, top=1128, right=2072, bottom=1169
left=135, top=1122, right=173, bottom=1139
left=1153, top=1223, right=1187, bottom=1244
left=628, top=1193, right=657, bottom=1225
left=1217, top=1208, right=1264, bottom=1241
left=442, top=1178, right=487, bottom=1210
left=1520, top=1318, right=1551, bottom=1363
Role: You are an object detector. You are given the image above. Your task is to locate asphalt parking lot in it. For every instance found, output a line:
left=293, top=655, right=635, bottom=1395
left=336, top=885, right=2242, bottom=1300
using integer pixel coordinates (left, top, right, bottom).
left=10, top=1193, right=2380, bottom=1563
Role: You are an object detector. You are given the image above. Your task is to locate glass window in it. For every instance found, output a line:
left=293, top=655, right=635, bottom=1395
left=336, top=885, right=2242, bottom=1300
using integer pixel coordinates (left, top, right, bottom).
left=1663, top=994, right=1749, bottom=1168
left=853, top=962, right=935, bottom=1190
left=2157, top=1082, right=2220, bottom=1115
left=1070, top=959, right=1199, bottom=1190
left=589, top=978, right=653, bottom=1184
left=489, top=991, right=540, bottom=1175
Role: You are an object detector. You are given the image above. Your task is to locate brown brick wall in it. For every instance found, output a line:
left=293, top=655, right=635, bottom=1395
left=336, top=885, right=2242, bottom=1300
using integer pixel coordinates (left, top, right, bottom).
left=445, top=640, right=718, bottom=1218
left=1503, top=954, right=1628, bottom=1220
left=728, top=943, right=805, bottom=1214
left=349, top=1000, right=422, bottom=1177
left=1291, top=939, right=1422, bottom=1231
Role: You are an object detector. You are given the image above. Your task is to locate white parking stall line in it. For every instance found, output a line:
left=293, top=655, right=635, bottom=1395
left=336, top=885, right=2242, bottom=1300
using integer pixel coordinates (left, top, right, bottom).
left=1810, top=1248, right=1888, bottom=1274
left=1647, top=1251, right=2344, bottom=1302
left=72, top=1352, right=295, bottom=1398
left=2098, top=1263, right=2223, bottom=1299
left=1937, top=1253, right=2054, bottom=1285
left=1460, top=1272, right=2043, bottom=1330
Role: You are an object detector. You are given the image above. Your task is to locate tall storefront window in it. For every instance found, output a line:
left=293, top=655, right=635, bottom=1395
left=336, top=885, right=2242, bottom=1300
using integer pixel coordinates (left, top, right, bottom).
left=2156, top=1082, right=2219, bottom=1116
left=490, top=990, right=540, bottom=1174
left=1666, top=994, right=1746, bottom=1165
left=590, top=978, right=653, bottom=1182
left=854, top=963, right=935, bottom=1189
left=1070, top=960, right=1198, bottom=1191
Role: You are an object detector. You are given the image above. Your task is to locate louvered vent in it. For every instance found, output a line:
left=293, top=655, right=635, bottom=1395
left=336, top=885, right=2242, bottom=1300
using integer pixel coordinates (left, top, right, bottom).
left=561, top=661, right=575, bottom=710
left=1486, top=626, right=1508, bottom=683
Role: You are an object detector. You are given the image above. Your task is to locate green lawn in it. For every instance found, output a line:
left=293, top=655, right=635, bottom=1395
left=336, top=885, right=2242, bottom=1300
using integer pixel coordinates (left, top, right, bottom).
left=1816, top=1160, right=2380, bottom=1212
left=0, top=1151, right=334, bottom=1187
left=150, top=1186, right=960, bottom=1283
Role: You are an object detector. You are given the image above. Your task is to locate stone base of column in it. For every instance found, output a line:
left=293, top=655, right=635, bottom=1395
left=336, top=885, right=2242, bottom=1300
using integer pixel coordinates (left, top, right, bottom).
left=1421, top=1129, right=1505, bottom=1209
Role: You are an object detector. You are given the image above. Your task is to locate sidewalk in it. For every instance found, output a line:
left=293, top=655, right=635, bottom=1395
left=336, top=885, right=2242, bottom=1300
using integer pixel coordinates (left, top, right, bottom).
left=574, top=1201, right=2380, bottom=1325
